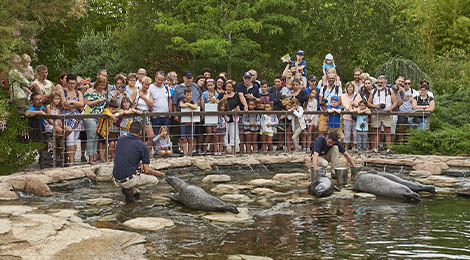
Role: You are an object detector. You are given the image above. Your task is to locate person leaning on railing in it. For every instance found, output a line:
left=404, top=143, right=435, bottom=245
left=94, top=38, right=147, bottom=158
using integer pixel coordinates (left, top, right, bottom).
left=412, top=82, right=435, bottom=130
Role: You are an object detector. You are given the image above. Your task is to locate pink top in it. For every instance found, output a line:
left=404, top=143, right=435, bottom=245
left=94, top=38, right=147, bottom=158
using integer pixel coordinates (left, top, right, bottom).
left=44, top=107, right=61, bottom=133
left=341, top=93, right=361, bottom=120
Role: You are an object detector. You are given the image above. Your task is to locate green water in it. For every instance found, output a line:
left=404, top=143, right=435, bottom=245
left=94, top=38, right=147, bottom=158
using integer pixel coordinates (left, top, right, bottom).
left=4, top=169, right=470, bottom=259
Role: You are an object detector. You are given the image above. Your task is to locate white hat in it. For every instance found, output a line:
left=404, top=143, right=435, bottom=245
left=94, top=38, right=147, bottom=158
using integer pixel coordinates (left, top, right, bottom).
left=325, top=53, right=333, bottom=60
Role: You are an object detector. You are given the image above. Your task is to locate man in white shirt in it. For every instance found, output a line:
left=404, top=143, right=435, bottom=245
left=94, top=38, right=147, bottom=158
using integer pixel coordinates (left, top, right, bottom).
left=149, top=71, right=172, bottom=135
left=136, top=68, right=147, bottom=89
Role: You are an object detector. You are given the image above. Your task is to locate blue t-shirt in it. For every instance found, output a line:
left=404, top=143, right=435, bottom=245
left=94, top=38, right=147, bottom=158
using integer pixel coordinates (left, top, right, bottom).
left=172, top=84, right=202, bottom=110
left=311, top=135, right=346, bottom=156
left=260, top=93, right=274, bottom=104
left=26, top=105, right=46, bottom=130
left=202, top=91, right=219, bottom=103
left=291, top=60, right=307, bottom=76
left=322, top=63, right=336, bottom=74
left=112, top=134, right=150, bottom=180
left=356, top=114, right=369, bottom=131
left=327, top=105, right=341, bottom=128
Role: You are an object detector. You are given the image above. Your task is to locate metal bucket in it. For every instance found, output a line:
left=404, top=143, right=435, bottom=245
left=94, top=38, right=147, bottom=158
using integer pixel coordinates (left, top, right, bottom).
left=335, top=168, right=349, bottom=185
left=350, top=166, right=362, bottom=181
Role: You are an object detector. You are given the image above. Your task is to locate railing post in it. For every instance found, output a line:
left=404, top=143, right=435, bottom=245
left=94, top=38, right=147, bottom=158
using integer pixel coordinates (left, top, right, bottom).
left=284, top=110, right=287, bottom=152
left=62, top=115, right=66, bottom=167
left=105, top=114, right=109, bottom=162
left=191, top=110, right=194, bottom=156
left=52, top=116, right=56, bottom=168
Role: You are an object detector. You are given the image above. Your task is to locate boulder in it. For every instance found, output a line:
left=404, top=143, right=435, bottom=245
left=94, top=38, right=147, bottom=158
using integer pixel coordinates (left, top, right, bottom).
left=251, top=188, right=275, bottom=195
left=417, top=175, right=457, bottom=187
left=242, top=158, right=261, bottom=166
left=228, top=255, right=273, bottom=260
left=273, top=173, right=309, bottom=182
left=233, top=184, right=254, bottom=190
left=413, top=161, right=449, bottom=175
left=211, top=184, right=240, bottom=194
left=95, top=165, right=113, bottom=182
left=3, top=176, right=27, bottom=190
left=248, top=179, right=281, bottom=187
left=23, top=175, right=52, bottom=196
left=82, top=168, right=96, bottom=179
left=123, top=217, right=174, bottom=231
left=192, top=158, right=212, bottom=170
left=85, top=198, right=113, bottom=206
left=203, top=207, right=252, bottom=223
left=221, top=194, right=253, bottom=202
left=169, top=158, right=192, bottom=168
left=150, top=161, right=172, bottom=170
left=202, top=174, right=231, bottom=183
left=0, top=205, right=35, bottom=215
left=446, top=159, right=470, bottom=168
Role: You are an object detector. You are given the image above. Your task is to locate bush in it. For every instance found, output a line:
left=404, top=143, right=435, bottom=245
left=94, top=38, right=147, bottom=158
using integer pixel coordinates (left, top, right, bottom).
left=0, top=100, right=44, bottom=175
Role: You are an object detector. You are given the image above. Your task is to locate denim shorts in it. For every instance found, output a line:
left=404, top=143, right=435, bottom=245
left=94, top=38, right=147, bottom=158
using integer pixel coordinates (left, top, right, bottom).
left=180, top=124, right=195, bottom=139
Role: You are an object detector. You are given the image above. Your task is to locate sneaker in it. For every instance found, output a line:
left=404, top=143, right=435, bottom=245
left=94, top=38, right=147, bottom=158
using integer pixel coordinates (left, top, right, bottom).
left=372, top=149, right=378, bottom=153
left=386, top=149, right=392, bottom=154
left=133, top=192, right=141, bottom=200
left=121, top=188, right=135, bottom=202
left=81, top=155, right=87, bottom=162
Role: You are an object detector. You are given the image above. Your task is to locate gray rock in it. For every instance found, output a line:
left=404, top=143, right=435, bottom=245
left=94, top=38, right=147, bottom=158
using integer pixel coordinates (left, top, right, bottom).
left=123, top=217, right=175, bottom=231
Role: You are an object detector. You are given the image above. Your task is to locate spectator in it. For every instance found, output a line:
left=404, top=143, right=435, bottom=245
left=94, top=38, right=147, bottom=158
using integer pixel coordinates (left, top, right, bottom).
left=217, top=80, right=240, bottom=154
left=83, top=76, right=108, bottom=164
left=32, top=65, right=54, bottom=104
left=60, top=74, right=84, bottom=165
left=269, top=76, right=284, bottom=110
left=96, top=100, right=120, bottom=161
left=355, top=100, right=371, bottom=152
left=25, top=93, right=48, bottom=164
left=108, top=74, right=127, bottom=106
left=136, top=68, right=147, bottom=89
left=236, top=72, right=258, bottom=153
left=412, top=83, right=435, bottom=130
left=126, top=73, right=139, bottom=105
left=390, top=76, right=404, bottom=143
left=259, top=102, right=278, bottom=152
left=135, top=76, right=155, bottom=154
left=327, top=95, right=343, bottom=139
left=44, top=91, right=71, bottom=138
left=259, top=80, right=274, bottom=110
left=215, top=100, right=228, bottom=155
left=367, top=75, right=397, bottom=153
left=288, top=98, right=306, bottom=152
left=167, top=71, right=179, bottom=95
left=291, top=78, right=307, bottom=106
left=397, top=78, right=418, bottom=141
left=342, top=82, right=361, bottom=151
left=201, top=68, right=211, bottom=79
left=242, top=100, right=261, bottom=153
left=149, top=71, right=172, bottom=136
left=21, top=54, right=35, bottom=81
left=318, top=73, right=343, bottom=136
left=118, top=96, right=142, bottom=136
left=351, top=68, right=363, bottom=93
left=8, top=55, right=33, bottom=112
left=304, top=89, right=318, bottom=151
left=359, top=78, right=374, bottom=104
left=248, top=69, right=261, bottom=89
left=202, top=78, right=218, bottom=154
left=291, top=50, right=307, bottom=86
left=153, top=126, right=173, bottom=157
left=55, top=72, right=67, bottom=92
left=322, top=53, right=336, bottom=76
left=196, top=74, right=207, bottom=93
left=179, top=88, right=199, bottom=156
left=215, top=76, right=226, bottom=96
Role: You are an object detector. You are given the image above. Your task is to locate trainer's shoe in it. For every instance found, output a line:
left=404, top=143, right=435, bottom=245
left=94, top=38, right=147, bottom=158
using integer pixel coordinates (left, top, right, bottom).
left=121, top=188, right=135, bottom=202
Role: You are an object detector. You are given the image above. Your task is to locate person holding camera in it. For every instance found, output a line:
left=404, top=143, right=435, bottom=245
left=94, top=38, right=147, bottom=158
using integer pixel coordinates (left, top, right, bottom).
left=318, top=73, right=343, bottom=136
left=367, top=75, right=397, bottom=153
left=108, top=74, right=127, bottom=106
left=149, top=71, right=172, bottom=137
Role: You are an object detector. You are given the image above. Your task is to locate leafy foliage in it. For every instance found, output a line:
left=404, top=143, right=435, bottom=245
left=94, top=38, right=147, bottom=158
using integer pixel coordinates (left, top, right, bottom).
left=0, top=101, right=43, bottom=175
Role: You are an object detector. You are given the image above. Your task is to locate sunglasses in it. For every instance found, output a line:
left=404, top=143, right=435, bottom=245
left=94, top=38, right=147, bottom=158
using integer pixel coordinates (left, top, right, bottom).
left=404, top=82, right=411, bottom=85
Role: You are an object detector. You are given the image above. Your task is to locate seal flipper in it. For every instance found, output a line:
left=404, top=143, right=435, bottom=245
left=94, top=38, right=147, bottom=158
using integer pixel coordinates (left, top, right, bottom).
left=405, top=192, right=421, bottom=202
left=222, top=205, right=239, bottom=214
left=424, top=186, right=436, bottom=194
left=163, top=193, right=178, bottom=201
left=334, top=186, right=341, bottom=192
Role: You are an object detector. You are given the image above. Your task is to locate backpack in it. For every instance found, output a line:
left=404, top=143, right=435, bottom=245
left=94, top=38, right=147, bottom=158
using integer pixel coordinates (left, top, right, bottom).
left=321, top=85, right=339, bottom=99
left=372, top=87, right=391, bottom=98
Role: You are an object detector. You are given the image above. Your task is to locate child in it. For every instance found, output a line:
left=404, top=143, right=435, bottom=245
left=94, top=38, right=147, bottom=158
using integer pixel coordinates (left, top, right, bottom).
left=260, top=102, right=278, bottom=152
left=152, top=125, right=173, bottom=157
left=96, top=99, right=120, bottom=162
left=327, top=96, right=343, bottom=139
left=259, top=80, right=275, bottom=110
left=202, top=78, right=218, bottom=154
left=288, top=98, right=306, bottom=152
left=118, top=96, right=142, bottom=136
left=242, top=100, right=261, bottom=153
left=303, top=89, right=318, bottom=151
left=45, top=91, right=72, bottom=138
left=355, top=100, right=371, bottom=152
left=215, top=100, right=228, bottom=155
left=322, top=53, right=336, bottom=76
left=291, top=50, right=308, bottom=86
left=179, top=88, right=198, bottom=156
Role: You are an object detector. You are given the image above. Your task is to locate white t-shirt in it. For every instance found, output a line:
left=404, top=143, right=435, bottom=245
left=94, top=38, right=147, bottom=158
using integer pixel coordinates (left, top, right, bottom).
left=136, top=80, right=143, bottom=90
left=149, top=84, right=171, bottom=112
left=319, top=85, right=343, bottom=106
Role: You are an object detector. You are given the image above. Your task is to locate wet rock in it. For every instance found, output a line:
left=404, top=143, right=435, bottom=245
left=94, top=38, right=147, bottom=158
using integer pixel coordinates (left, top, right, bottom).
left=203, top=207, right=252, bottom=223
left=273, top=173, right=309, bottom=182
left=123, top=217, right=175, bottom=231
left=228, top=254, right=273, bottom=260
left=442, top=169, right=470, bottom=178
left=170, top=158, right=193, bottom=168
left=354, top=193, right=377, bottom=200
left=332, top=189, right=354, bottom=199
left=23, top=175, right=52, bottom=196
left=243, top=158, right=261, bottom=166
left=446, top=159, right=470, bottom=168
left=284, top=195, right=315, bottom=204
left=98, top=214, right=117, bottom=222
left=413, top=161, right=449, bottom=175
left=82, top=168, right=96, bottom=179
left=251, top=188, right=275, bottom=195
left=233, top=184, right=254, bottom=190
left=409, top=170, right=432, bottom=178
left=211, top=184, right=240, bottom=194
left=213, top=158, right=236, bottom=166
left=1, top=207, right=147, bottom=260
left=221, top=194, right=253, bottom=202
left=417, top=175, right=457, bottom=187
left=202, top=174, right=231, bottom=183
left=0, top=205, right=35, bottom=216
left=192, top=158, right=212, bottom=170
left=49, top=177, right=94, bottom=192
left=248, top=179, right=281, bottom=187
left=85, top=198, right=113, bottom=206
left=150, top=161, right=172, bottom=170
left=95, top=165, right=113, bottom=182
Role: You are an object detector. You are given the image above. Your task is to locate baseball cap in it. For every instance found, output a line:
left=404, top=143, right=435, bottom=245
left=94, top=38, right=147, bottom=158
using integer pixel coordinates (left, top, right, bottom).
left=243, top=72, right=252, bottom=79
left=296, top=50, right=304, bottom=56
left=308, top=75, right=317, bottom=81
left=183, top=71, right=193, bottom=78
left=325, top=53, right=334, bottom=60
left=331, top=95, right=338, bottom=101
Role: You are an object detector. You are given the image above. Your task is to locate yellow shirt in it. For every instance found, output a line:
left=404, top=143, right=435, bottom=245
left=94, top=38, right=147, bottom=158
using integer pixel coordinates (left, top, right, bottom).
left=96, top=108, right=115, bottom=139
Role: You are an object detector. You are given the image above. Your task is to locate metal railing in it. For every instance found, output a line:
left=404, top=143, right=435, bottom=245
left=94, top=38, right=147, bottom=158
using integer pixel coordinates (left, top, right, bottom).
left=26, top=110, right=431, bottom=169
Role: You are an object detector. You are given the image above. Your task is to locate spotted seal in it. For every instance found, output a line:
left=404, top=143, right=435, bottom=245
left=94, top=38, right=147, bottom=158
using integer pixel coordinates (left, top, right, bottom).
left=353, top=173, right=421, bottom=201
left=308, top=172, right=337, bottom=198
left=166, top=176, right=239, bottom=213
left=368, top=170, right=436, bottom=194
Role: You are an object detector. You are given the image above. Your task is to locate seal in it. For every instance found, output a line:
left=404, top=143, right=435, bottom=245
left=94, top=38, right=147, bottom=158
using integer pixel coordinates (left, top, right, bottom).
left=165, top=176, right=239, bottom=213
left=353, top=173, right=421, bottom=201
left=368, top=170, right=436, bottom=194
left=308, top=172, right=336, bottom=198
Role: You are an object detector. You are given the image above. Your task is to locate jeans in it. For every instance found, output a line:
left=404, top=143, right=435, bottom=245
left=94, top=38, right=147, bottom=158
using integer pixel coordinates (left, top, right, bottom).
left=151, top=116, right=170, bottom=135
left=343, top=119, right=357, bottom=144
left=415, top=117, right=429, bottom=130
left=356, top=131, right=368, bottom=152
left=84, top=118, right=99, bottom=157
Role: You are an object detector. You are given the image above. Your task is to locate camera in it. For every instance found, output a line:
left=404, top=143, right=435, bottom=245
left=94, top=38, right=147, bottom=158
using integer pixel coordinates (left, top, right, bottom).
left=321, top=99, right=328, bottom=106
left=360, top=122, right=367, bottom=129
left=379, top=103, right=386, bottom=109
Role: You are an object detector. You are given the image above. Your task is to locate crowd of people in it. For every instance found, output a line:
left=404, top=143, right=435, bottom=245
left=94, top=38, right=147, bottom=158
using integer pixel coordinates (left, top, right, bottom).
left=6, top=51, right=435, bottom=166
